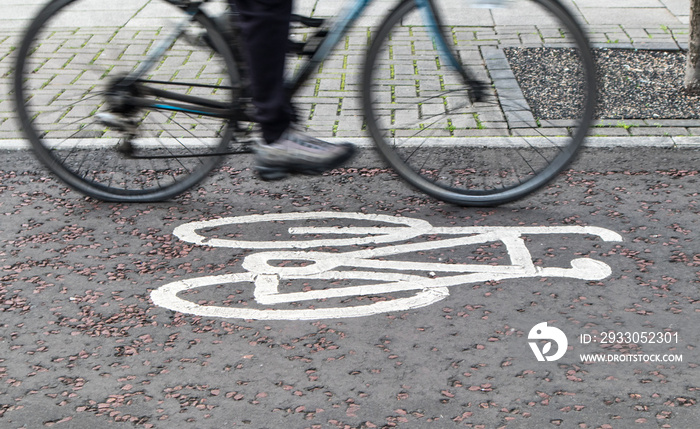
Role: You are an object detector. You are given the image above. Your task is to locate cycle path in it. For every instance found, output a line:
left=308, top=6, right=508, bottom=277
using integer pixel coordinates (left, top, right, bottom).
left=0, top=144, right=699, bottom=427
left=1, top=0, right=699, bottom=145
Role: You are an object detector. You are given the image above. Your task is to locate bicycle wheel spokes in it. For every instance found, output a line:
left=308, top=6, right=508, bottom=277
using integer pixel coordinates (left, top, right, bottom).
left=364, top=0, right=595, bottom=206
left=16, top=0, right=237, bottom=201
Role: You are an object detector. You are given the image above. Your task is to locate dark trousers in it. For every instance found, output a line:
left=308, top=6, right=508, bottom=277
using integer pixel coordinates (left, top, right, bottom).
left=231, top=0, right=293, bottom=143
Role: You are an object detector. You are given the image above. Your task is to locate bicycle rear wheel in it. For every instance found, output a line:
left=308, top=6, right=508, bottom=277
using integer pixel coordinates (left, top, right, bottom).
left=14, top=0, right=240, bottom=202
left=363, top=0, right=596, bottom=206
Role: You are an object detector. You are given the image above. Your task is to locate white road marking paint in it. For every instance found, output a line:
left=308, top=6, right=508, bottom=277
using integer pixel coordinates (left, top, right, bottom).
left=150, top=271, right=449, bottom=321
left=152, top=212, right=622, bottom=320
left=173, top=212, right=434, bottom=249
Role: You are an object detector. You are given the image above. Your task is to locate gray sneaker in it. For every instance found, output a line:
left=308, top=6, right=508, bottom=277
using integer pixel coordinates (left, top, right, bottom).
left=253, top=129, right=356, bottom=180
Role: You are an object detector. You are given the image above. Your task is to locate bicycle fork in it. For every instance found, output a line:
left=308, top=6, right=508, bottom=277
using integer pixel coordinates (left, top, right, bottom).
left=413, top=0, right=486, bottom=102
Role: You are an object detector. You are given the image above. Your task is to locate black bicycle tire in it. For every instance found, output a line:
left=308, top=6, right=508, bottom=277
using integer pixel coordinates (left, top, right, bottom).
left=362, top=0, right=597, bottom=207
left=14, top=0, right=239, bottom=202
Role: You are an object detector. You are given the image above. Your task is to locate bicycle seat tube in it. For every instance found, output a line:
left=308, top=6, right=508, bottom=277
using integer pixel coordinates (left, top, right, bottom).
left=123, top=1, right=204, bottom=86
left=286, top=0, right=372, bottom=95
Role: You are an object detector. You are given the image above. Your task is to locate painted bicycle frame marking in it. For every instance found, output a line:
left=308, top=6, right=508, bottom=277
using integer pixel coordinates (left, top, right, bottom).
left=150, top=212, right=622, bottom=320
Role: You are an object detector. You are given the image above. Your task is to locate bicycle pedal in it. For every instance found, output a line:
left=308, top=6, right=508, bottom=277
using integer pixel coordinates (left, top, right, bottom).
left=287, top=40, right=307, bottom=55
left=291, top=14, right=324, bottom=28
left=95, top=113, right=137, bottom=133
left=287, top=29, right=328, bottom=56
left=182, top=27, right=209, bottom=47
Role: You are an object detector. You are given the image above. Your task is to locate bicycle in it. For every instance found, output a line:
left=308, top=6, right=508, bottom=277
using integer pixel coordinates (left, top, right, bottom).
left=14, top=0, right=596, bottom=206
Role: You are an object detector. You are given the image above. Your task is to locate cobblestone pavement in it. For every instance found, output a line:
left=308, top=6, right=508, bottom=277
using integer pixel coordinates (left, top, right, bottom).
left=1, top=0, right=699, bottom=142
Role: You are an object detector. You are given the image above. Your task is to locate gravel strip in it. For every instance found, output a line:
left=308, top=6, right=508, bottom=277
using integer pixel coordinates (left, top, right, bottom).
left=507, top=48, right=700, bottom=120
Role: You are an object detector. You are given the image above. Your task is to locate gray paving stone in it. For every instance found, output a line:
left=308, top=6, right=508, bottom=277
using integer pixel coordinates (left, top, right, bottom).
left=596, top=119, right=650, bottom=127
left=633, top=41, right=682, bottom=49
left=579, top=8, right=682, bottom=26
left=0, top=117, right=20, bottom=132
left=646, top=119, right=700, bottom=127
left=452, top=128, right=511, bottom=137
left=629, top=127, right=690, bottom=136
left=585, top=135, right=675, bottom=147
left=590, top=128, right=632, bottom=137
left=672, top=135, right=700, bottom=146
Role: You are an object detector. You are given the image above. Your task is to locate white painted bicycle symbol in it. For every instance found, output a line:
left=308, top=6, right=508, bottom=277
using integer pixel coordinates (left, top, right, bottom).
left=151, top=212, right=622, bottom=320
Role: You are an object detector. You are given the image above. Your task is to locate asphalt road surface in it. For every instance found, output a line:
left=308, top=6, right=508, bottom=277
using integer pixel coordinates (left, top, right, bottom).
left=1, top=146, right=699, bottom=428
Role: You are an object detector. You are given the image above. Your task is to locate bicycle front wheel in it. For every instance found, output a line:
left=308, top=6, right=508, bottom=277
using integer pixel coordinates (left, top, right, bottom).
left=363, top=0, right=596, bottom=206
left=14, top=0, right=239, bottom=202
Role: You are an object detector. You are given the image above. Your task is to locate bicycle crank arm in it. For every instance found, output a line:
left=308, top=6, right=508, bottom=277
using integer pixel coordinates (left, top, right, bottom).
left=95, top=113, right=137, bottom=134
left=123, top=142, right=255, bottom=159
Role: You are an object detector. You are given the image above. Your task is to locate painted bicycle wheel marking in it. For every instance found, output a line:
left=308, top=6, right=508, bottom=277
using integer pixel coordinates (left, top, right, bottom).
left=151, top=212, right=622, bottom=320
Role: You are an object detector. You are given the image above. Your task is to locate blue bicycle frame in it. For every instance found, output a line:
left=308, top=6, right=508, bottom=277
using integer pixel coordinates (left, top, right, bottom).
left=286, top=0, right=465, bottom=94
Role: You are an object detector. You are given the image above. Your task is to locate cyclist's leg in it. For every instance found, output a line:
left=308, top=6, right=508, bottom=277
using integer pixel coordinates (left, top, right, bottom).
left=232, top=0, right=293, bottom=144
left=231, top=0, right=356, bottom=180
